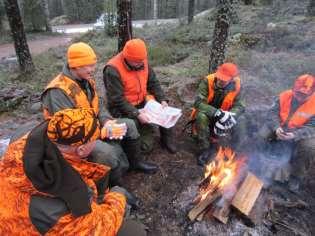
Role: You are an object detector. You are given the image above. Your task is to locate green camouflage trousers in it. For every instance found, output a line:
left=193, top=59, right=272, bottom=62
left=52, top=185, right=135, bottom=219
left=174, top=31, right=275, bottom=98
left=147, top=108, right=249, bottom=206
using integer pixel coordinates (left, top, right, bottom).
left=194, top=111, right=248, bottom=152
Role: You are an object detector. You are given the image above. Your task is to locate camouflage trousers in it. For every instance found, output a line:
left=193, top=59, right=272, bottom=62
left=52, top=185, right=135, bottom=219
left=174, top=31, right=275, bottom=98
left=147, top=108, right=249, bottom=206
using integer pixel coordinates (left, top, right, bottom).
left=194, top=111, right=248, bottom=152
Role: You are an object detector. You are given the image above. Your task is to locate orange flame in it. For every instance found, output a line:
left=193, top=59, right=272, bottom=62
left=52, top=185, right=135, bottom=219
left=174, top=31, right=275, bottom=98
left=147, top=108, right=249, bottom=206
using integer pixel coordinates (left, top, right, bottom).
left=199, top=147, right=246, bottom=201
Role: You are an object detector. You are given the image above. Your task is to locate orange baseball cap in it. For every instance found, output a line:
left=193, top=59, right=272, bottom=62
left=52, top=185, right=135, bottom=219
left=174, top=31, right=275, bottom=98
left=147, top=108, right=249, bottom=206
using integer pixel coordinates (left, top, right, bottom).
left=122, top=38, right=147, bottom=62
left=293, top=74, right=315, bottom=95
left=67, top=42, right=97, bottom=68
left=215, top=63, right=239, bottom=82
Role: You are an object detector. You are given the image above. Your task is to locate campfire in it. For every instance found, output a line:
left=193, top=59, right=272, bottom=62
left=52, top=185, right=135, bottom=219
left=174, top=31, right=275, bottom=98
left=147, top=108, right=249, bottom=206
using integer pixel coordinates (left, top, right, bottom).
left=188, top=147, right=264, bottom=224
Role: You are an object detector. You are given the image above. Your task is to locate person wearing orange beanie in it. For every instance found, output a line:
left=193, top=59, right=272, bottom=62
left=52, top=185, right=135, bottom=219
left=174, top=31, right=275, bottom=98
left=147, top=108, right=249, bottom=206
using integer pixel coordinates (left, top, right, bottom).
left=258, top=74, right=315, bottom=192
left=103, top=38, right=177, bottom=161
left=41, top=42, right=157, bottom=195
left=190, top=62, right=245, bottom=166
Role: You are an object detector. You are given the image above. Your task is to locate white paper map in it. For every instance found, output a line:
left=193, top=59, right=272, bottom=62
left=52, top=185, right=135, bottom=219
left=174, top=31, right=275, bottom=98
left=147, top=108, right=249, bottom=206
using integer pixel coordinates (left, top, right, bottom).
left=139, top=100, right=182, bottom=128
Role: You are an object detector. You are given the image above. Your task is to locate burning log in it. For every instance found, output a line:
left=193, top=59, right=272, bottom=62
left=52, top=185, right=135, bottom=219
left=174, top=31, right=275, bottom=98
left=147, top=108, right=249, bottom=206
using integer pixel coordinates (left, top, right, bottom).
left=188, top=147, right=265, bottom=225
left=188, top=190, right=221, bottom=221
left=188, top=147, right=247, bottom=223
left=212, top=197, right=231, bottom=224
left=231, top=171, right=263, bottom=216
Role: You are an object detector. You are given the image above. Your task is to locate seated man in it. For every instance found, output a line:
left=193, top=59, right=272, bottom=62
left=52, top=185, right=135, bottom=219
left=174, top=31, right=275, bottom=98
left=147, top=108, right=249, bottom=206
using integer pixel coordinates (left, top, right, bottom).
left=103, top=38, right=177, bottom=155
left=191, top=63, right=245, bottom=165
left=259, top=74, right=315, bottom=191
left=0, top=108, right=146, bottom=235
left=41, top=42, right=158, bottom=183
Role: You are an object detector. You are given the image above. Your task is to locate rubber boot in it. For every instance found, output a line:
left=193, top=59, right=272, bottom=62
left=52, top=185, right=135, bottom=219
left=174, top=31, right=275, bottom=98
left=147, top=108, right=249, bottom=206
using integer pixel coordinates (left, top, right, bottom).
left=122, top=138, right=158, bottom=174
left=160, top=127, right=177, bottom=154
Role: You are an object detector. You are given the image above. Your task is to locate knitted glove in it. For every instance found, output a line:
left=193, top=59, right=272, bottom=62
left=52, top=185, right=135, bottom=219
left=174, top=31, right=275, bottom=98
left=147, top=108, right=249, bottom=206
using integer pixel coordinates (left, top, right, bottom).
left=101, top=120, right=127, bottom=140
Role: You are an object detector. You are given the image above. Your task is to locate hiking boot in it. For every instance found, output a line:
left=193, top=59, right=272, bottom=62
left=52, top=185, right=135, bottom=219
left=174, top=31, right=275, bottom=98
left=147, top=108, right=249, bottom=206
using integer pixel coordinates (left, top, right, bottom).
left=160, top=127, right=177, bottom=154
left=288, top=176, right=301, bottom=194
left=123, top=138, right=158, bottom=174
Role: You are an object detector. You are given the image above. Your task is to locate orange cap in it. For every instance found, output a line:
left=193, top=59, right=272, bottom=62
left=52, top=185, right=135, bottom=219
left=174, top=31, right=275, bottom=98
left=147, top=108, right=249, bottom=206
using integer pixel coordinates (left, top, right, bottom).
left=293, top=74, right=315, bottom=95
left=67, top=42, right=97, bottom=68
left=122, top=38, right=147, bottom=61
left=215, top=63, right=239, bottom=82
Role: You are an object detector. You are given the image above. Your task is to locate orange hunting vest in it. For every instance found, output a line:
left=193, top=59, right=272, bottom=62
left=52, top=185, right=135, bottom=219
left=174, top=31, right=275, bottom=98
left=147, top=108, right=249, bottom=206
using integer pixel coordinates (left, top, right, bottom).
left=206, top=74, right=241, bottom=111
left=42, top=74, right=99, bottom=119
left=279, top=90, right=315, bottom=129
left=106, top=53, right=152, bottom=105
left=190, top=74, right=241, bottom=120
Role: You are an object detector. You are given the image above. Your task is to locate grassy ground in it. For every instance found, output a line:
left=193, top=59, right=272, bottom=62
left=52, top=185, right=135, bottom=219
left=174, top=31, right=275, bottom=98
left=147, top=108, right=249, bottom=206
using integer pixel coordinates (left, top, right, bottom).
left=1, top=1, right=315, bottom=235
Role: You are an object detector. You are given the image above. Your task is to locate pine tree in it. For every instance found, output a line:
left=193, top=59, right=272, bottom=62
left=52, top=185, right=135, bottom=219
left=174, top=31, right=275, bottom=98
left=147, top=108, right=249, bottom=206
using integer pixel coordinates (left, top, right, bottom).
left=208, top=0, right=234, bottom=73
left=308, top=0, right=315, bottom=16
left=188, top=0, right=195, bottom=24
left=40, top=0, right=52, bottom=32
left=4, top=0, right=34, bottom=73
left=117, top=0, right=132, bottom=52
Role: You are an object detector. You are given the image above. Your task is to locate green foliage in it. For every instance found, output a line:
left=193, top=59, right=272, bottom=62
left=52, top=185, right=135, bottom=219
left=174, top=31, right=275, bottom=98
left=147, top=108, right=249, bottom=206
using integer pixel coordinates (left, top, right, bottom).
left=63, top=0, right=104, bottom=23
left=103, top=0, right=117, bottom=36
left=148, top=43, right=190, bottom=66
left=22, top=0, right=46, bottom=32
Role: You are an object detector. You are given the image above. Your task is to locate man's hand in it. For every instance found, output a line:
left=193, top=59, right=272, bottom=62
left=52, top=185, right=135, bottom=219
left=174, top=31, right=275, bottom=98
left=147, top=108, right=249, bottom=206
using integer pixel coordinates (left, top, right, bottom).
left=101, top=120, right=127, bottom=140
left=275, top=127, right=295, bottom=140
left=137, top=111, right=150, bottom=124
left=161, top=101, right=168, bottom=108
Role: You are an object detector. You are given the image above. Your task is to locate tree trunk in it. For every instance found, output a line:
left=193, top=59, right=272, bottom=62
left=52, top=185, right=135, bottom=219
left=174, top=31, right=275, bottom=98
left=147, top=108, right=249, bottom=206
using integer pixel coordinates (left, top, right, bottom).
left=40, top=0, right=52, bottom=32
left=308, top=0, right=315, bottom=16
left=4, top=0, right=34, bottom=73
left=208, top=0, right=233, bottom=73
left=188, top=0, right=195, bottom=24
left=153, top=0, right=158, bottom=20
left=117, top=0, right=132, bottom=52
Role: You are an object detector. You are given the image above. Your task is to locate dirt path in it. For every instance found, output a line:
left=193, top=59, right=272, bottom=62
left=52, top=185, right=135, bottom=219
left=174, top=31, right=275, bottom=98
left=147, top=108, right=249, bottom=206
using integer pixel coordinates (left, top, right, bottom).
left=0, top=35, right=73, bottom=59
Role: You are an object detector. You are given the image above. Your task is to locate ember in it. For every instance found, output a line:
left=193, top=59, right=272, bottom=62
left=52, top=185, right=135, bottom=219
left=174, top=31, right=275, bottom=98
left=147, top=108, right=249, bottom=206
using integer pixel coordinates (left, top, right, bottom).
left=189, top=147, right=263, bottom=224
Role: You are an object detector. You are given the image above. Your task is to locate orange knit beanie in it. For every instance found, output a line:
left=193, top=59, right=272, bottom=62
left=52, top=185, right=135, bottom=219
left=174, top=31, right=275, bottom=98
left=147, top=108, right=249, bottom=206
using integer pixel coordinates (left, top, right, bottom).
left=293, top=74, right=315, bottom=95
left=67, top=42, right=97, bottom=68
left=122, top=38, right=147, bottom=61
left=215, top=63, right=239, bottom=82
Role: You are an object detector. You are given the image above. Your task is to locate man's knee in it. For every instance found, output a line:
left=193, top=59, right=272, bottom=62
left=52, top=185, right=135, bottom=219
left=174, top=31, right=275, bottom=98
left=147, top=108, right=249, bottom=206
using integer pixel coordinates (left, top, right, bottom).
left=295, top=138, right=315, bottom=158
left=90, top=140, right=120, bottom=169
left=195, top=112, right=209, bottom=128
left=117, top=118, right=140, bottom=139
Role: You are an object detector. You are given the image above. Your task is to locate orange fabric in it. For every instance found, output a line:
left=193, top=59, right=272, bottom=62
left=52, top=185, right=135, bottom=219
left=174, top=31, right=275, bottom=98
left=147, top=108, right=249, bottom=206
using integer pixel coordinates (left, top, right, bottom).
left=106, top=53, right=149, bottom=105
left=47, top=108, right=100, bottom=146
left=293, top=74, right=315, bottom=95
left=122, top=38, right=147, bottom=61
left=67, top=42, right=97, bottom=68
left=215, top=63, right=239, bottom=82
left=207, top=73, right=241, bottom=111
left=43, top=74, right=99, bottom=119
left=0, top=135, right=126, bottom=235
left=279, top=89, right=315, bottom=129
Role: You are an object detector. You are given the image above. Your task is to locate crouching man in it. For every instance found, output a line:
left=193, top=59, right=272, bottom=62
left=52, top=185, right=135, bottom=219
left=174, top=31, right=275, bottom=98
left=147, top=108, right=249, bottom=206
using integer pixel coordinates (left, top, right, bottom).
left=191, top=63, right=245, bottom=165
left=259, top=74, right=315, bottom=192
left=0, top=108, right=146, bottom=235
left=103, top=39, right=177, bottom=156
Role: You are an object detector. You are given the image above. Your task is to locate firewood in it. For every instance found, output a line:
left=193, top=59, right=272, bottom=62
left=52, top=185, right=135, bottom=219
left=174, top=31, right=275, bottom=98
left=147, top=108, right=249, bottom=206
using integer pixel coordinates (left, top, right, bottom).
left=188, top=191, right=221, bottom=221
left=212, top=198, right=231, bottom=224
left=231, top=172, right=263, bottom=216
